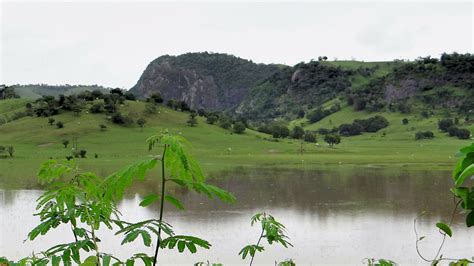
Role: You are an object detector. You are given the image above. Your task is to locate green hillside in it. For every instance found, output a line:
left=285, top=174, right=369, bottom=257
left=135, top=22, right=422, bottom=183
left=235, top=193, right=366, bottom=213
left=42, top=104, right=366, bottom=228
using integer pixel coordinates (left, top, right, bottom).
left=0, top=99, right=470, bottom=188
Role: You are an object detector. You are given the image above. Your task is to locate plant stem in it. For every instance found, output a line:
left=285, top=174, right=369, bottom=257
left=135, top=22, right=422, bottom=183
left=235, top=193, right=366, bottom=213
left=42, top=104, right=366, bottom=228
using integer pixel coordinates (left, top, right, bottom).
left=153, top=145, right=167, bottom=266
left=250, top=224, right=265, bottom=266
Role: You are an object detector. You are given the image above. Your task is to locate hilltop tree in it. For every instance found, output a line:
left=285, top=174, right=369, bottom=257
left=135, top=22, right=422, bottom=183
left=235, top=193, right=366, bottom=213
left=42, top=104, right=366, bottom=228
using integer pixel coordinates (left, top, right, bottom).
left=187, top=112, right=198, bottom=127
left=324, top=134, right=341, bottom=147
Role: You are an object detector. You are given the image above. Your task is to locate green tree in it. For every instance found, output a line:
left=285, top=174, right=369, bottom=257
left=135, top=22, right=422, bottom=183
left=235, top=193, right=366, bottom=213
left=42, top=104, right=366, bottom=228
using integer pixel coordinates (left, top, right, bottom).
left=233, top=122, right=246, bottom=134
left=303, top=132, right=316, bottom=143
left=290, top=126, right=305, bottom=139
left=6, top=146, right=13, bottom=157
left=62, top=139, right=69, bottom=148
left=48, top=117, right=55, bottom=126
left=137, top=118, right=147, bottom=130
left=324, top=134, right=341, bottom=147
left=206, top=115, right=219, bottom=125
left=187, top=113, right=198, bottom=127
left=56, top=121, right=64, bottom=129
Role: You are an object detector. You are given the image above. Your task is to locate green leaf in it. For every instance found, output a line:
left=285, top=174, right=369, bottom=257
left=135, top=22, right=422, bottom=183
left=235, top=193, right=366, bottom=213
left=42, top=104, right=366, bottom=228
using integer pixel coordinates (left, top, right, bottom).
left=165, top=195, right=184, bottom=210
left=466, top=211, right=474, bottom=227
left=139, top=194, right=160, bottom=207
left=80, top=256, right=98, bottom=266
left=436, top=222, right=453, bottom=237
left=177, top=240, right=186, bottom=252
left=51, top=256, right=61, bottom=266
left=455, top=164, right=474, bottom=187
left=126, top=259, right=135, bottom=266
left=186, top=241, right=197, bottom=253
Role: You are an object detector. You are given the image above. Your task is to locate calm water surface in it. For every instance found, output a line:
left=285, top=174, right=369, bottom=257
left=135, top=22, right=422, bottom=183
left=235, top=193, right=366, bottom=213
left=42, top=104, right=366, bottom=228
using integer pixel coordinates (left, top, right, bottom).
left=0, top=167, right=473, bottom=265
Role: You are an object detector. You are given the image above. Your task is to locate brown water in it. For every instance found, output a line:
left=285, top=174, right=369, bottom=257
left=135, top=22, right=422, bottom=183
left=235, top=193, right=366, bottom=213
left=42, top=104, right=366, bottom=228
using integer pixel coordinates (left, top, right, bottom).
left=0, top=167, right=473, bottom=265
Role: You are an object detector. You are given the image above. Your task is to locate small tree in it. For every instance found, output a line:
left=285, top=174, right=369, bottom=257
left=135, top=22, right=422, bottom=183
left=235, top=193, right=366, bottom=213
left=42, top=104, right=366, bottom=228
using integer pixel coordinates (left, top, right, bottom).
left=62, top=139, right=69, bottom=148
left=304, top=132, right=316, bottom=143
left=233, top=122, right=246, bottom=134
left=6, top=146, right=13, bottom=157
left=218, top=117, right=232, bottom=129
left=56, top=121, right=64, bottom=129
left=79, top=149, right=87, bottom=158
left=187, top=113, right=198, bottom=127
left=48, top=117, right=55, bottom=126
left=99, top=124, right=107, bottom=131
left=402, top=118, right=409, bottom=125
left=324, top=134, right=341, bottom=147
left=149, top=93, right=163, bottom=104
left=456, top=128, right=471, bottom=139
left=206, top=115, right=218, bottom=125
left=438, top=118, right=454, bottom=132
left=137, top=118, right=147, bottom=130
left=291, top=126, right=305, bottom=139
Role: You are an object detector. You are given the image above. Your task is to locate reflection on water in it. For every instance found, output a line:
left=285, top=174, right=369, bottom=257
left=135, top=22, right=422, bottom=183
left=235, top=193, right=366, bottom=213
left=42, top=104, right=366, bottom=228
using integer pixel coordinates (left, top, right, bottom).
left=1, top=168, right=473, bottom=264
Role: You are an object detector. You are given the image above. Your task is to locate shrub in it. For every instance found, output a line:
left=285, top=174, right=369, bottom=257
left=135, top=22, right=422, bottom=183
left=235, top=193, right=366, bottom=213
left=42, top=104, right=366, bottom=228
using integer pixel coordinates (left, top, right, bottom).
left=415, top=131, right=434, bottom=140
left=447, top=126, right=459, bottom=137
left=89, top=103, right=104, bottom=113
left=148, top=93, right=163, bottom=104
left=62, top=139, right=69, bottom=148
left=124, top=92, right=136, bottom=101
left=402, top=118, right=409, bottom=125
left=438, top=118, right=454, bottom=132
left=303, top=132, right=316, bottom=143
left=144, top=103, right=159, bottom=114
left=339, top=123, right=362, bottom=136
left=354, top=115, right=389, bottom=132
left=218, top=117, right=232, bottom=129
left=6, top=146, right=13, bottom=157
left=111, top=113, right=134, bottom=126
left=99, top=124, right=107, bottom=131
left=272, top=125, right=290, bottom=138
left=48, top=118, right=55, bottom=126
left=187, top=113, right=198, bottom=127
left=79, top=149, right=87, bottom=158
left=324, top=134, right=341, bottom=147
left=233, top=122, right=246, bottom=134
left=206, top=115, right=218, bottom=125
left=290, top=126, right=305, bottom=139
left=56, top=121, right=64, bottom=128
left=137, top=118, right=146, bottom=129
left=456, top=128, right=471, bottom=139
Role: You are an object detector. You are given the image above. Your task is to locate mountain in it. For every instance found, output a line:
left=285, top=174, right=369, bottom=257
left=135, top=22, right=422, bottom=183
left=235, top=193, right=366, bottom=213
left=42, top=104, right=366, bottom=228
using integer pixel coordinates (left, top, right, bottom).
left=129, top=52, right=280, bottom=110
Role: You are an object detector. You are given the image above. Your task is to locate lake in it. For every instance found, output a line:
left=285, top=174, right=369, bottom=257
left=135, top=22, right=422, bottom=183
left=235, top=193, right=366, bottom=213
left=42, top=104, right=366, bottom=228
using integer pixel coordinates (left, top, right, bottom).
left=0, top=167, right=472, bottom=265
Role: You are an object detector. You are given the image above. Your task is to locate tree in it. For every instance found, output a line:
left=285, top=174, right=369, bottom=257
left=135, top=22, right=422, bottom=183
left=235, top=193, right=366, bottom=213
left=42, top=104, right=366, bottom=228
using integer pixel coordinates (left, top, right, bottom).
left=304, top=132, right=316, bottom=143
left=89, top=103, right=104, bottom=113
left=271, top=125, right=290, bottom=138
left=447, top=126, right=459, bottom=137
left=438, top=118, right=454, bottom=132
left=324, top=134, right=341, bottom=147
left=99, top=124, right=107, bottom=131
left=149, top=93, right=163, bottom=104
left=415, top=131, right=434, bottom=140
left=48, top=117, right=55, bottom=126
left=187, top=113, right=198, bottom=127
left=402, top=118, right=409, bottom=125
left=6, top=146, right=13, bottom=157
left=56, top=121, right=64, bottom=129
left=62, top=139, right=69, bottom=148
left=206, top=115, right=218, bottom=125
left=291, top=126, right=305, bottom=139
left=124, top=92, right=136, bottom=101
left=137, top=118, right=147, bottom=130
left=79, top=149, right=87, bottom=158
left=145, top=103, right=159, bottom=114
left=456, top=128, right=471, bottom=139
left=233, top=122, right=246, bottom=134
left=297, top=109, right=305, bottom=118
left=218, top=117, right=232, bottom=129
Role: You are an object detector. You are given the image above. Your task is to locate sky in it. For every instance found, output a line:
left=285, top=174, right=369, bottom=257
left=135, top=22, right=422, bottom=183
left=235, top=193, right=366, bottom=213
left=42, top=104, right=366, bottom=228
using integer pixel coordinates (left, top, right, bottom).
left=0, top=1, right=472, bottom=89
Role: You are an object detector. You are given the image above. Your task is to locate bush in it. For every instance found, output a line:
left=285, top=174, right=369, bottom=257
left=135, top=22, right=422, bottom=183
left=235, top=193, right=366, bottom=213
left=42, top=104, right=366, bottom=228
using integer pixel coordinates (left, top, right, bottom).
left=144, top=103, right=159, bottom=114
left=324, top=134, right=341, bottom=147
left=148, top=93, right=163, bottom=104
left=415, top=131, right=434, bottom=140
left=402, top=118, right=409, bottom=125
left=233, top=122, right=246, bottom=134
left=206, top=115, right=218, bottom=125
left=272, top=125, right=290, bottom=138
left=456, top=128, right=471, bottom=139
left=290, top=126, right=305, bottom=139
left=124, top=92, right=136, bottom=101
left=99, top=124, right=107, bottom=131
left=89, top=103, right=104, bottom=113
left=111, top=113, right=134, bottom=126
left=303, top=132, right=316, bottom=143
left=354, top=115, right=389, bottom=132
left=137, top=118, right=146, bottom=129
left=339, top=123, right=362, bottom=136
left=187, top=113, right=198, bottom=127
left=447, top=126, right=459, bottom=137
left=79, top=149, right=87, bottom=158
left=438, top=118, right=454, bottom=132
left=62, top=139, right=69, bottom=148
left=218, top=117, right=232, bottom=129
left=48, top=118, right=55, bottom=126
left=56, top=121, right=64, bottom=129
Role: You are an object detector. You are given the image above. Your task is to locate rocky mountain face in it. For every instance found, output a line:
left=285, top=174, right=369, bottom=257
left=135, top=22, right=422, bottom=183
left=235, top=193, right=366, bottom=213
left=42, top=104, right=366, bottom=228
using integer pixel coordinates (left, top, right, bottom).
left=129, top=52, right=280, bottom=110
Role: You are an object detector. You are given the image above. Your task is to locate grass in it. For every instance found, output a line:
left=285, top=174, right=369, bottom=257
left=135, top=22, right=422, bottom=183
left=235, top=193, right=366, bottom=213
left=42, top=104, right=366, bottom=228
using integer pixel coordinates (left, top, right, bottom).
left=0, top=100, right=471, bottom=185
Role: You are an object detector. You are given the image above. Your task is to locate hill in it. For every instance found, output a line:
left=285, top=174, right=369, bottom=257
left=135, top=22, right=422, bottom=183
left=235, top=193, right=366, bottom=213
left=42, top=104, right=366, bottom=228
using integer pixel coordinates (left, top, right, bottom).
left=9, top=84, right=110, bottom=100
left=129, top=52, right=280, bottom=110
left=0, top=98, right=472, bottom=188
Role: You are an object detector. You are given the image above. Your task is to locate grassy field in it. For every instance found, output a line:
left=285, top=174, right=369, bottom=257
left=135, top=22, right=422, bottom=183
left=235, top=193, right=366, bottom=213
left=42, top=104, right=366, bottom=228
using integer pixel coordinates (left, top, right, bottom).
left=0, top=99, right=471, bottom=185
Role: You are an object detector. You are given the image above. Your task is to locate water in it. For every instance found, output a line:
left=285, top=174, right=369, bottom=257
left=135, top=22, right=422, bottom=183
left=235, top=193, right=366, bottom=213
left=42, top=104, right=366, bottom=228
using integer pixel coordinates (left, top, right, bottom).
left=1, top=167, right=473, bottom=265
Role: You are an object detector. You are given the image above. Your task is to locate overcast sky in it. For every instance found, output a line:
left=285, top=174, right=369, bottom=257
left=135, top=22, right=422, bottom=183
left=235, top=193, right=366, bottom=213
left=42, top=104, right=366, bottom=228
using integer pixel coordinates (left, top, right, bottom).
left=1, top=1, right=472, bottom=88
